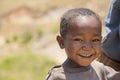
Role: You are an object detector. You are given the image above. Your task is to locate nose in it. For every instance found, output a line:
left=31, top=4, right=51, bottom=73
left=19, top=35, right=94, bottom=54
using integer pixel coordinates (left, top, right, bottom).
left=82, top=42, right=92, bottom=51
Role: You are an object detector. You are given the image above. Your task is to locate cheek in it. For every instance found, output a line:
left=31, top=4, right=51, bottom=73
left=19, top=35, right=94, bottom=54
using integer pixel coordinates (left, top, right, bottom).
left=93, top=44, right=101, bottom=53
left=69, top=42, right=81, bottom=49
left=65, top=42, right=80, bottom=53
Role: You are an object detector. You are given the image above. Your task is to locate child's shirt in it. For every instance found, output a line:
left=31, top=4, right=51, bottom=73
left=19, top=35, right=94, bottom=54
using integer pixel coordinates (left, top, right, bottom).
left=45, top=60, right=120, bottom=80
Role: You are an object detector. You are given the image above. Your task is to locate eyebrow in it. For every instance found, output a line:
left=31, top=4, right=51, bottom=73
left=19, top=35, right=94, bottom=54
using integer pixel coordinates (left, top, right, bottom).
left=71, top=33, right=83, bottom=37
left=72, top=33, right=101, bottom=37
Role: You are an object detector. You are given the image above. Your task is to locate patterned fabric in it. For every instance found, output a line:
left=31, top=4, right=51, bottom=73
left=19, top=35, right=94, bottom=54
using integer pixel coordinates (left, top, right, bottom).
left=103, top=0, right=120, bottom=61
left=45, top=60, right=120, bottom=80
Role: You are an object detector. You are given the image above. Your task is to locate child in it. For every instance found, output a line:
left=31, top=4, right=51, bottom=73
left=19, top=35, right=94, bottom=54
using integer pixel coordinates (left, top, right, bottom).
left=45, top=8, right=120, bottom=80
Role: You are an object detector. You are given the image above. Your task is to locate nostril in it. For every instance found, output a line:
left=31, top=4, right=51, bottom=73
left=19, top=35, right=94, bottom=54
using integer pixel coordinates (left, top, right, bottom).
left=82, top=47, right=91, bottom=51
left=82, top=43, right=92, bottom=51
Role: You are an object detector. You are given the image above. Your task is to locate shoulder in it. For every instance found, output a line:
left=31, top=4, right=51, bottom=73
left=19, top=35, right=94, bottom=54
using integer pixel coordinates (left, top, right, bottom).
left=45, top=65, right=65, bottom=80
left=91, top=60, right=116, bottom=71
left=91, top=60, right=104, bottom=68
left=91, top=60, right=105, bottom=73
left=91, top=60, right=112, bottom=76
left=91, top=60, right=119, bottom=79
left=50, top=65, right=64, bottom=73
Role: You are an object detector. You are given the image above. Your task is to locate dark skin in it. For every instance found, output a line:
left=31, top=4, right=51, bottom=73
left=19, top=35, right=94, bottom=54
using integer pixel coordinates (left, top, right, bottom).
left=57, top=16, right=102, bottom=68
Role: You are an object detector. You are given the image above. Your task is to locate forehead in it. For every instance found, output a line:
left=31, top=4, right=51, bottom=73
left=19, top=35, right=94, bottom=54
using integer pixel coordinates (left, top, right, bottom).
left=69, top=16, right=101, bottom=28
left=67, top=16, right=101, bottom=36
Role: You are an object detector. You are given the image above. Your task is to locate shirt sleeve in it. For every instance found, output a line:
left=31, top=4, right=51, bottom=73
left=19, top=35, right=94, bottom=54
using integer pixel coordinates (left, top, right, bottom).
left=103, top=65, right=120, bottom=80
left=45, top=70, right=54, bottom=80
left=45, top=65, right=64, bottom=80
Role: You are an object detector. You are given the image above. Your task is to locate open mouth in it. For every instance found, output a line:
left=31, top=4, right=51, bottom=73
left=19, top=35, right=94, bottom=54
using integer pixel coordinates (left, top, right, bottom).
left=77, top=54, right=94, bottom=58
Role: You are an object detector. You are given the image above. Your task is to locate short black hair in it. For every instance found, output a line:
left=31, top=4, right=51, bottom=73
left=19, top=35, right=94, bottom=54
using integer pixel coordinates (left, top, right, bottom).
left=60, top=8, right=102, bottom=37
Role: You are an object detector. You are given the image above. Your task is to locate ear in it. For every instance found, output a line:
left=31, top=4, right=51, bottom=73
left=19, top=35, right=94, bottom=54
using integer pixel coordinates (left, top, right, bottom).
left=56, top=35, right=64, bottom=49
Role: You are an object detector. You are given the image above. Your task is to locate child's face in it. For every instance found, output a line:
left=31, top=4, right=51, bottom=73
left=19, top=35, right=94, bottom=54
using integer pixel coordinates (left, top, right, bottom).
left=57, top=16, right=102, bottom=67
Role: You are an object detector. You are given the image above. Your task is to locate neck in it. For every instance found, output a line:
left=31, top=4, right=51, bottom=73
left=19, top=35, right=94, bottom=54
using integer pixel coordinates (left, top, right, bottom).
left=62, top=58, right=91, bottom=72
left=64, top=58, right=84, bottom=68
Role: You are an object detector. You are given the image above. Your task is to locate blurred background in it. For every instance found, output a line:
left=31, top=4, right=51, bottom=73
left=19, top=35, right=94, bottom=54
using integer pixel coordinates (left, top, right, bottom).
left=0, top=0, right=109, bottom=80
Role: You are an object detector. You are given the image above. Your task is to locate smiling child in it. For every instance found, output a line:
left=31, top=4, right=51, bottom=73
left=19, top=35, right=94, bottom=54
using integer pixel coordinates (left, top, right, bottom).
left=45, top=8, right=120, bottom=80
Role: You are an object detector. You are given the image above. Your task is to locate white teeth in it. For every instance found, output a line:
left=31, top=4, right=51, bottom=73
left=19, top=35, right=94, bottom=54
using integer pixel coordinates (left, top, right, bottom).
left=78, top=54, right=92, bottom=57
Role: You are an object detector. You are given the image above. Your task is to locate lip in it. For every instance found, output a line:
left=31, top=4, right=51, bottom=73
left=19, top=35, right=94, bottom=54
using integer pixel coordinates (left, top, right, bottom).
left=77, top=53, right=94, bottom=58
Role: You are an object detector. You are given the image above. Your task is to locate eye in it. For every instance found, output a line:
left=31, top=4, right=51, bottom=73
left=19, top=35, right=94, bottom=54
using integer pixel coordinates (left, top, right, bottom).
left=73, top=38, right=83, bottom=42
left=92, top=39, right=101, bottom=42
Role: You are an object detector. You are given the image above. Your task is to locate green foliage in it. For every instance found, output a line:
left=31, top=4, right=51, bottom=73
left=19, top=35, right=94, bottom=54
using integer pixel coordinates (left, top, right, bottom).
left=13, top=35, right=19, bottom=42
left=5, top=37, right=10, bottom=44
left=51, top=23, right=59, bottom=34
left=6, top=35, right=19, bottom=43
left=36, top=28, right=44, bottom=36
left=0, top=53, right=57, bottom=80
left=22, top=32, right=33, bottom=44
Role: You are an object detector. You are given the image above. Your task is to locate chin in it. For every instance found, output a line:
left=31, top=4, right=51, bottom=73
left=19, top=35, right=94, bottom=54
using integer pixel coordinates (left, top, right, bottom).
left=78, top=62, right=91, bottom=67
left=80, top=64, right=89, bottom=67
